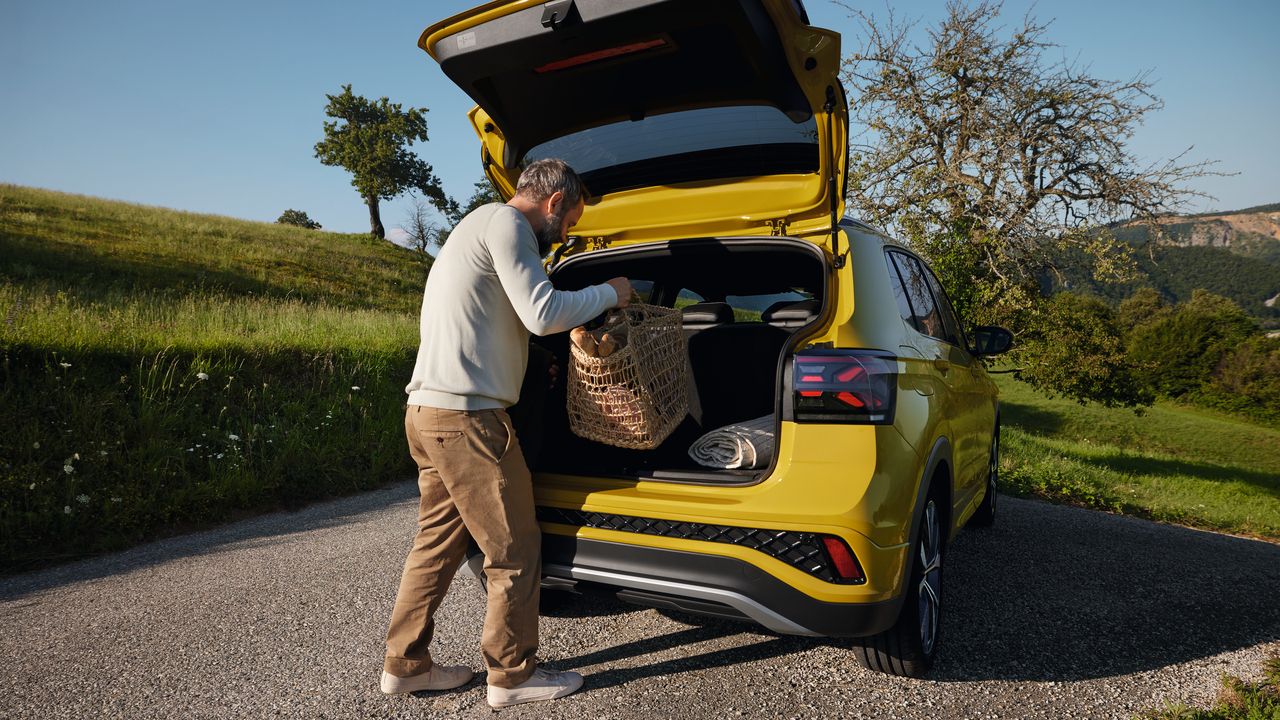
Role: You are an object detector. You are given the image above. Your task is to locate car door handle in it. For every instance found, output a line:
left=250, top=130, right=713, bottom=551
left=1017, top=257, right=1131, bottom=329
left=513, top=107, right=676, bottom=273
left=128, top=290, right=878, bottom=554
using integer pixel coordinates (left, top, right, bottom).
left=933, top=358, right=951, bottom=372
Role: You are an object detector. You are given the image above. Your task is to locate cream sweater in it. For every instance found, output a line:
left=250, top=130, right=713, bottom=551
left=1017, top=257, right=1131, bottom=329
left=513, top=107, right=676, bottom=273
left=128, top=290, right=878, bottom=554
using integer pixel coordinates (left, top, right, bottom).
left=405, top=203, right=617, bottom=410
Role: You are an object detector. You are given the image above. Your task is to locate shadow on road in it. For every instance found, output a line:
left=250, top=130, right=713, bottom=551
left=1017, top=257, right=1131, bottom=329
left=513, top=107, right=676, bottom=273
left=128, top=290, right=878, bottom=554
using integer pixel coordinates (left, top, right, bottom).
left=931, top=496, right=1280, bottom=681
left=546, top=497, right=1280, bottom=684
left=0, top=481, right=419, bottom=602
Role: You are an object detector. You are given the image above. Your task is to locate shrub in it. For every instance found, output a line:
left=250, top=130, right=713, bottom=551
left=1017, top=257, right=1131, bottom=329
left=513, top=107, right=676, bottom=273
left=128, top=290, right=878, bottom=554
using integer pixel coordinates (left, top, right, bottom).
left=1197, top=335, right=1280, bottom=423
left=276, top=209, right=322, bottom=230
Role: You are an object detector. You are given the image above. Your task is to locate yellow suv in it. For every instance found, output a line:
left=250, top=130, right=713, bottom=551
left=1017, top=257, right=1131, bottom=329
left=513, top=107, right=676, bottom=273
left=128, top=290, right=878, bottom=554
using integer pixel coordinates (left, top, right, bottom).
left=422, top=0, right=1012, bottom=677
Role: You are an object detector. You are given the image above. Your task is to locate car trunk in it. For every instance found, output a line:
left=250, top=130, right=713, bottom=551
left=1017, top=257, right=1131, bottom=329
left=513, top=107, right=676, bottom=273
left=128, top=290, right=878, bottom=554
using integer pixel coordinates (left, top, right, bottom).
left=510, top=237, right=828, bottom=484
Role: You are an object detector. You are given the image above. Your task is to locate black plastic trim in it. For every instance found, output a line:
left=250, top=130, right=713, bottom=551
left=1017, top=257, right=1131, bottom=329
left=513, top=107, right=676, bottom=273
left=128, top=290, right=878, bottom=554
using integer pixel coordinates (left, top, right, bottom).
left=537, top=506, right=863, bottom=584
left=539, top=535, right=901, bottom=637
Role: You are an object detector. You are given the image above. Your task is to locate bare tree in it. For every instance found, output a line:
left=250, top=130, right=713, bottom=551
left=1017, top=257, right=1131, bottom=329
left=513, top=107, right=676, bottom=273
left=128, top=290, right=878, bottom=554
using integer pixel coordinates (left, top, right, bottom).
left=841, top=1, right=1218, bottom=319
left=402, top=197, right=445, bottom=269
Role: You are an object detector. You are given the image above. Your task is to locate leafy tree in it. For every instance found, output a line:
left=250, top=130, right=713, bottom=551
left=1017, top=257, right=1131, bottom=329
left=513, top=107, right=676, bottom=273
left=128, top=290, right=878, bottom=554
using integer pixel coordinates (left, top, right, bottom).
left=1116, top=287, right=1171, bottom=332
left=1201, top=336, right=1280, bottom=422
left=314, top=84, right=451, bottom=239
left=276, top=209, right=321, bottom=230
left=841, top=1, right=1218, bottom=404
left=1014, top=293, right=1153, bottom=408
left=446, top=177, right=503, bottom=230
left=1126, top=290, right=1257, bottom=397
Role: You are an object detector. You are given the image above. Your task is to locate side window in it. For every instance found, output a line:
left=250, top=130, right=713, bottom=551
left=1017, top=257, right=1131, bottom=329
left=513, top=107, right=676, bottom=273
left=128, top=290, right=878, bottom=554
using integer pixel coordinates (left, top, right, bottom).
left=673, top=288, right=705, bottom=309
left=630, top=279, right=655, bottom=304
left=921, top=266, right=964, bottom=348
left=724, top=291, right=810, bottom=323
left=885, top=252, right=916, bottom=328
left=888, top=252, right=948, bottom=342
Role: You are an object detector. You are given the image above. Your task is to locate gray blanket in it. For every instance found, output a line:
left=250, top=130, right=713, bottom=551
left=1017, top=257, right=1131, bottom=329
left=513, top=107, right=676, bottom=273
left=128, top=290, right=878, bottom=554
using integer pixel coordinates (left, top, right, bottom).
left=687, top=415, right=775, bottom=470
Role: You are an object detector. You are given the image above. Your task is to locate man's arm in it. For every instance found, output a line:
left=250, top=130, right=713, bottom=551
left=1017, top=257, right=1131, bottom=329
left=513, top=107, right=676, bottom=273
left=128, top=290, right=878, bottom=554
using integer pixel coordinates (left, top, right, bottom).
left=488, top=210, right=626, bottom=336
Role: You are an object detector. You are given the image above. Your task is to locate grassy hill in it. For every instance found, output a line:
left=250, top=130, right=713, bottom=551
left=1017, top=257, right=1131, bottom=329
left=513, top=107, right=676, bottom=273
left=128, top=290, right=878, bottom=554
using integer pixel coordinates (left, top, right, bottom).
left=0, top=185, right=424, bottom=570
left=998, top=376, right=1280, bottom=540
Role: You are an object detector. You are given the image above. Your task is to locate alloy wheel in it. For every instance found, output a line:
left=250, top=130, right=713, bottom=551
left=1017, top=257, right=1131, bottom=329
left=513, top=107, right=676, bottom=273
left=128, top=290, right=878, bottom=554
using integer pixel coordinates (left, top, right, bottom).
left=917, top=500, right=942, bottom=655
left=988, top=431, right=999, bottom=516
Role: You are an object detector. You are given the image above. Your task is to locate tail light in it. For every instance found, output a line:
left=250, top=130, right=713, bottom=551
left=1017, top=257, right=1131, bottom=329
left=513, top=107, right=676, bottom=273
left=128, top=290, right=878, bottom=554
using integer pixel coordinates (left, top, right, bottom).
left=790, top=349, right=897, bottom=424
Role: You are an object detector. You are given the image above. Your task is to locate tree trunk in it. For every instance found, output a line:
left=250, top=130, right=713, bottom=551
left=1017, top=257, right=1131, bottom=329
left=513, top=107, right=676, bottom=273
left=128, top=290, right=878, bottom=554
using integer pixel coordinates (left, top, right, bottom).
left=366, top=196, right=385, bottom=239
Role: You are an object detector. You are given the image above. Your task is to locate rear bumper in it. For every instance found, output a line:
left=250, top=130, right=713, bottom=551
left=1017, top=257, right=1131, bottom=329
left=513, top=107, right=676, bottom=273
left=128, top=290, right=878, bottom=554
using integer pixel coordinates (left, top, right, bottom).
left=468, top=534, right=904, bottom=638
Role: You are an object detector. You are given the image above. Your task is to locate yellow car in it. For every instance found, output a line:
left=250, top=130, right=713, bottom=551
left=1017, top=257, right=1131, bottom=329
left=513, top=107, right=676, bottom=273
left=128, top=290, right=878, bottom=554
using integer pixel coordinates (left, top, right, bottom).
left=421, top=0, right=1012, bottom=677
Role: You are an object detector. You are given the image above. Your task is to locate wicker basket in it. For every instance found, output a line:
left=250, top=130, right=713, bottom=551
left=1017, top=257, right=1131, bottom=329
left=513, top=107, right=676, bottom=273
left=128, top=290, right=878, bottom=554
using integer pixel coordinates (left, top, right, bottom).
left=567, top=303, right=689, bottom=449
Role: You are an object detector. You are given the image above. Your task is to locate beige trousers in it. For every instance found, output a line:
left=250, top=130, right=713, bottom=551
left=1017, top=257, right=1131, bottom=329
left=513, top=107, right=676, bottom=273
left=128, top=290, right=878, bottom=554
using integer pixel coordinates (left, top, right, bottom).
left=383, top=406, right=541, bottom=688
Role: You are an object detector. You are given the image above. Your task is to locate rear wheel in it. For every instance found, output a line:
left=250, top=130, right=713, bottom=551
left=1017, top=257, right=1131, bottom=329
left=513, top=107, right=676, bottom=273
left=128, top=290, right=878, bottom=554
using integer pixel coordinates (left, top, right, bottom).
left=854, top=495, right=944, bottom=678
left=970, top=421, right=999, bottom=527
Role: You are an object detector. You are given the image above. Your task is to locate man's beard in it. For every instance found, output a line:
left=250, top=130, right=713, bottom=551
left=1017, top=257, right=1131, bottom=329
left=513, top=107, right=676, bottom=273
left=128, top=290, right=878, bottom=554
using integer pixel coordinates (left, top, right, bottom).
left=535, top=209, right=565, bottom=257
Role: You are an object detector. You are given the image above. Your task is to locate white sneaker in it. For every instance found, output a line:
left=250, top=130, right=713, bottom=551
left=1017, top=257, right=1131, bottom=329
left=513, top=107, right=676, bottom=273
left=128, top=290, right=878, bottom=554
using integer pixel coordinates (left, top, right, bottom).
left=486, top=667, right=584, bottom=708
left=380, top=665, right=473, bottom=694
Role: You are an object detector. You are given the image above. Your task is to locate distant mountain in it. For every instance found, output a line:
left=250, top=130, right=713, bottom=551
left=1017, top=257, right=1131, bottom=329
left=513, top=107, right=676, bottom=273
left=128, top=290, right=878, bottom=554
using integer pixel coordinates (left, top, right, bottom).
left=1111, top=204, right=1280, bottom=264
left=1048, top=204, right=1280, bottom=324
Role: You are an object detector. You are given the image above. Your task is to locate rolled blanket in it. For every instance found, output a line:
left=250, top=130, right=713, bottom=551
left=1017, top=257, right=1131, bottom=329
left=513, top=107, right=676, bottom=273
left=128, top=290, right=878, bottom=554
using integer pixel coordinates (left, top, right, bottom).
left=688, top=415, right=775, bottom=470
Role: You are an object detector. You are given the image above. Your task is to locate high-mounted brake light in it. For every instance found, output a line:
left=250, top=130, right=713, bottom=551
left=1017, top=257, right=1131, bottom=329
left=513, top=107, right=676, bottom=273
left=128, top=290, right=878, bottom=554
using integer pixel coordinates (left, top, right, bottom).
left=534, top=38, right=668, bottom=73
left=791, top=349, right=897, bottom=424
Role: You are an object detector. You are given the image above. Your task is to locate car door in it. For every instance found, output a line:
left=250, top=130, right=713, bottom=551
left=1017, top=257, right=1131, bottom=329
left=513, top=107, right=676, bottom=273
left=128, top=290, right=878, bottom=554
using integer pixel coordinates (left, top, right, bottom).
left=920, top=263, right=995, bottom=506
left=885, top=251, right=985, bottom=510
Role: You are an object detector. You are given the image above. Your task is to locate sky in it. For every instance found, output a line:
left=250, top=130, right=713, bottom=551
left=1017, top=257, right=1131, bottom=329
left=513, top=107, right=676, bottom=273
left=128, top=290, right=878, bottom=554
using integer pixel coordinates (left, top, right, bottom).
left=2, top=0, right=1278, bottom=236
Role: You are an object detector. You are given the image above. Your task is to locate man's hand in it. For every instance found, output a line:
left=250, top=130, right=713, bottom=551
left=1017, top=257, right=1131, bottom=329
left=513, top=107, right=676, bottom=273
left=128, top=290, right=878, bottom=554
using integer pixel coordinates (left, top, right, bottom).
left=605, top=277, right=632, bottom=307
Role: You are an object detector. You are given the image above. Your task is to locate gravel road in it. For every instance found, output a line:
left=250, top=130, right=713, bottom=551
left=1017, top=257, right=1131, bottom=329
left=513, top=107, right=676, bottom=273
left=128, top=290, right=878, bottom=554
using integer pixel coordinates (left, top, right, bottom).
left=3, top=484, right=1278, bottom=719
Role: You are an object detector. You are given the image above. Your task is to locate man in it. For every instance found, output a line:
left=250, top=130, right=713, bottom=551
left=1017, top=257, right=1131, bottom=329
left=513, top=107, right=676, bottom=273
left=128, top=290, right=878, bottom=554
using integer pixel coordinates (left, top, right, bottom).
left=380, top=159, right=630, bottom=708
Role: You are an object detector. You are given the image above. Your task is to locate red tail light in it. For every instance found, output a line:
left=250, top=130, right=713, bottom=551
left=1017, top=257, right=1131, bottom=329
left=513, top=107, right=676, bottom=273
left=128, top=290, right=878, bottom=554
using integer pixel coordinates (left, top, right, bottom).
left=821, top=536, right=866, bottom=583
left=791, top=349, right=897, bottom=424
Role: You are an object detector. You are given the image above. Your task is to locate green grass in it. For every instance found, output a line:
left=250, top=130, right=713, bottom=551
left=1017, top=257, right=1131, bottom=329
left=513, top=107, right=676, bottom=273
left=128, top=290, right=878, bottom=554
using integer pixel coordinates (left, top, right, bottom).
left=0, top=185, right=424, bottom=571
left=997, top=375, right=1280, bottom=540
left=1136, top=656, right=1280, bottom=719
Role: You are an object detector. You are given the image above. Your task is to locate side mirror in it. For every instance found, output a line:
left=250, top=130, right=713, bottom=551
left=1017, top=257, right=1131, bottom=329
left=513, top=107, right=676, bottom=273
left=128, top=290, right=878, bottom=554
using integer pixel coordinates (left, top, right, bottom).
left=970, top=326, right=1013, bottom=357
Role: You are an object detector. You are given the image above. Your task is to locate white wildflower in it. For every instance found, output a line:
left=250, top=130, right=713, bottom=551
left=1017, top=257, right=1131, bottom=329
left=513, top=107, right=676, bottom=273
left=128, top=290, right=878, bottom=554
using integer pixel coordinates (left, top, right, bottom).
left=196, top=372, right=209, bottom=381
left=76, top=493, right=89, bottom=504
left=59, top=362, right=71, bottom=369
left=63, top=463, right=74, bottom=475
left=33, top=441, right=40, bottom=449
left=351, top=386, right=361, bottom=391
left=63, top=505, right=72, bottom=514
left=72, top=453, right=80, bottom=460
left=227, top=433, right=240, bottom=442
left=110, top=496, right=122, bottom=503
left=99, top=450, right=108, bottom=456
left=28, top=483, right=36, bottom=490
left=215, top=453, right=224, bottom=459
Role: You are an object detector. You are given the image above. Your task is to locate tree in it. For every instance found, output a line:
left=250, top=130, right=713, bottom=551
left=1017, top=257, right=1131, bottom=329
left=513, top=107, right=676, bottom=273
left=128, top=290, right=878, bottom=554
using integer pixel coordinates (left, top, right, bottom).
left=276, top=209, right=321, bottom=230
left=314, top=85, right=451, bottom=239
left=840, top=2, right=1218, bottom=404
left=1015, top=293, right=1153, bottom=408
left=1127, top=290, right=1257, bottom=397
left=402, top=197, right=442, bottom=270
left=403, top=177, right=503, bottom=269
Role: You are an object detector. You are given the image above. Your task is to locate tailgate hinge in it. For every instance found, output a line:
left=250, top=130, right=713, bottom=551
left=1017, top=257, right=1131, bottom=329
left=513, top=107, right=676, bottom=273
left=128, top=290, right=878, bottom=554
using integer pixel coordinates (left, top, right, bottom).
left=765, top=217, right=790, bottom=236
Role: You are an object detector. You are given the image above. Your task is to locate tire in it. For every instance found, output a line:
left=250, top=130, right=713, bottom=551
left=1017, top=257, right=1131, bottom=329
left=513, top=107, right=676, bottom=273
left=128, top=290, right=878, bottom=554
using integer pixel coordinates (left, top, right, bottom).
left=969, top=420, right=999, bottom=527
left=854, top=494, right=944, bottom=678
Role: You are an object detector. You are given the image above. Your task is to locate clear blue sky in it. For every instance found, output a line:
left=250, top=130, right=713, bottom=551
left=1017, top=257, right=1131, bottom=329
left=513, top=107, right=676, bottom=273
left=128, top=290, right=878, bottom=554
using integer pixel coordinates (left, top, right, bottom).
left=2, top=1, right=1277, bottom=235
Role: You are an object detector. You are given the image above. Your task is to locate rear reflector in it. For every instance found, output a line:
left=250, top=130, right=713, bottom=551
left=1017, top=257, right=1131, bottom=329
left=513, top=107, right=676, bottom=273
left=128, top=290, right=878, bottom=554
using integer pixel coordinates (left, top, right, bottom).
left=534, top=38, right=669, bottom=73
left=821, top=536, right=866, bottom=582
left=791, top=349, right=897, bottom=424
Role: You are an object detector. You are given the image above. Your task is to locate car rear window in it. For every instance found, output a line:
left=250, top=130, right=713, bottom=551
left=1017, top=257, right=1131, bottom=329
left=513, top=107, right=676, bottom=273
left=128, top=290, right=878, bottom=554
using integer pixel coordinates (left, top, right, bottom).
left=522, top=105, right=819, bottom=196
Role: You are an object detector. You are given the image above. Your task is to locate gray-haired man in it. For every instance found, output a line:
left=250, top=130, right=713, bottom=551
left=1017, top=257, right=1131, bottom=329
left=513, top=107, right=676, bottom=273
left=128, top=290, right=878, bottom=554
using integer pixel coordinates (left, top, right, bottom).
left=380, top=159, right=630, bottom=708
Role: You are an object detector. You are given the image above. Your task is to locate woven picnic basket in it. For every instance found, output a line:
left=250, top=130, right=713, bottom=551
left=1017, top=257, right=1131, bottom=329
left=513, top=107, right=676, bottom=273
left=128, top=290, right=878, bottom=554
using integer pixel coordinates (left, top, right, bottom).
left=566, top=303, right=689, bottom=449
